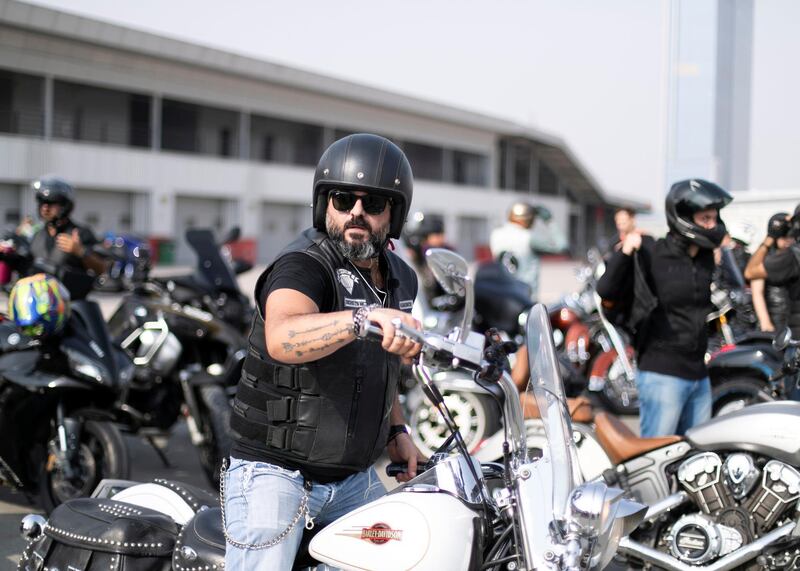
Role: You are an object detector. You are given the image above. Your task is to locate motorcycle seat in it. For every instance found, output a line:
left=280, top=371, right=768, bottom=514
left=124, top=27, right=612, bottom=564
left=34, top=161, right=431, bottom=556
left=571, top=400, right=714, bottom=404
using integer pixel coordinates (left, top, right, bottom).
left=520, top=393, right=594, bottom=424
left=593, top=411, right=682, bottom=464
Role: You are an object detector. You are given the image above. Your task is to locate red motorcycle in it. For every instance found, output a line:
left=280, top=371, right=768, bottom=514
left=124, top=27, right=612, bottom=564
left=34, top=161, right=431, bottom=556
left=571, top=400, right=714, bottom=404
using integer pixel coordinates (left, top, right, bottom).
left=548, top=249, right=639, bottom=414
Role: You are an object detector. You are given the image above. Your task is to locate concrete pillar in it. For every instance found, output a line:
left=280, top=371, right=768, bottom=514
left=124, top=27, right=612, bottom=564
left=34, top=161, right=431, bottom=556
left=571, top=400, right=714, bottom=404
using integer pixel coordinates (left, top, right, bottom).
left=43, top=75, right=54, bottom=140
left=150, top=95, right=161, bottom=151
left=530, top=152, right=540, bottom=194
left=442, top=149, right=454, bottom=184
left=238, top=111, right=251, bottom=160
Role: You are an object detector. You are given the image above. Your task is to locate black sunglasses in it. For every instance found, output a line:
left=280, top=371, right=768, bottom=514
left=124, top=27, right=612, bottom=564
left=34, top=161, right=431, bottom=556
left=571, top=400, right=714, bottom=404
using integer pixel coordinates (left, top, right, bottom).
left=329, top=191, right=391, bottom=215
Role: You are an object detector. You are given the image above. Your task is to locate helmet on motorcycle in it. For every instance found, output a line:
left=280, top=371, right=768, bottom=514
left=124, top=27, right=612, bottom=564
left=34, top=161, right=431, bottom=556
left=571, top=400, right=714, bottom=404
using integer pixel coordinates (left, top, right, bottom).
left=31, top=176, right=75, bottom=218
left=312, top=134, right=413, bottom=239
left=665, top=179, right=732, bottom=249
left=8, top=273, right=71, bottom=338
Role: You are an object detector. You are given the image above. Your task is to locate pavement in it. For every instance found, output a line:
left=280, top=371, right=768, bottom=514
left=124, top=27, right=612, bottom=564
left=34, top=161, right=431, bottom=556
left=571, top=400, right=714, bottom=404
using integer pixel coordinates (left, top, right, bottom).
left=0, top=258, right=642, bottom=566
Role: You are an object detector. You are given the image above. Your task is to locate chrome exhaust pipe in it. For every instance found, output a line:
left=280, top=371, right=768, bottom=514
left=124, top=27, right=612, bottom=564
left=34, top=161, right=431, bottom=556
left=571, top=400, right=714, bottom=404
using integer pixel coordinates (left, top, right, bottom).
left=618, top=522, right=795, bottom=571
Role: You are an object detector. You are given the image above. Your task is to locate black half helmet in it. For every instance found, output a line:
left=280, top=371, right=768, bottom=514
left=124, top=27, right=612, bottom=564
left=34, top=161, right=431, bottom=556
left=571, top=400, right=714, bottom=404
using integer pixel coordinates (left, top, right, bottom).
left=32, top=176, right=76, bottom=217
left=665, top=179, right=732, bottom=249
left=312, top=134, right=413, bottom=239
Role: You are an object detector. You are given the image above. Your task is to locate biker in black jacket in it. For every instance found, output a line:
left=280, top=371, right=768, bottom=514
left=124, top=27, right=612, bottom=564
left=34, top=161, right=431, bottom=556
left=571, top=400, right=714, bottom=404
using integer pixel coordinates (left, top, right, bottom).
left=224, top=134, right=424, bottom=569
left=597, top=179, right=732, bottom=437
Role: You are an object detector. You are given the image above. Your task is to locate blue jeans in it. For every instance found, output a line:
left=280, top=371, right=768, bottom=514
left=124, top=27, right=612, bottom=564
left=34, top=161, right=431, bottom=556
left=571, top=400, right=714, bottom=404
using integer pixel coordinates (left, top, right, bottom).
left=223, top=457, right=386, bottom=570
left=636, top=370, right=711, bottom=437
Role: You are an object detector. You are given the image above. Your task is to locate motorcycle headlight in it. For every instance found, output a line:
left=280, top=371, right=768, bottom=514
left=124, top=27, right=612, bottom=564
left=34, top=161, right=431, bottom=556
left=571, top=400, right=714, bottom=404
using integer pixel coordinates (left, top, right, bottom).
left=65, top=347, right=112, bottom=384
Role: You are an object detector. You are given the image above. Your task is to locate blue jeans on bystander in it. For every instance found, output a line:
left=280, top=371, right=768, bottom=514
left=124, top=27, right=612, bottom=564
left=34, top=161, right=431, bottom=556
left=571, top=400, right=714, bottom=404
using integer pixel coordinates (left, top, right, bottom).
left=636, top=370, right=711, bottom=437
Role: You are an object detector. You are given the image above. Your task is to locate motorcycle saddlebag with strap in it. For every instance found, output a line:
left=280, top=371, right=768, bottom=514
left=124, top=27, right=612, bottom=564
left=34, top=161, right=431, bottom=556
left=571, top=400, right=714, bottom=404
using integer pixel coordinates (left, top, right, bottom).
left=19, top=498, right=179, bottom=571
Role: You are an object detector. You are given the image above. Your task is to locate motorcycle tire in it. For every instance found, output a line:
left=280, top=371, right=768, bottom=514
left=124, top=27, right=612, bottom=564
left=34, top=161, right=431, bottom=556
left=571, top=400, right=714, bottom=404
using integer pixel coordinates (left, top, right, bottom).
left=196, top=384, right=233, bottom=487
left=712, top=377, right=775, bottom=417
left=38, top=420, right=130, bottom=514
left=409, top=391, right=500, bottom=458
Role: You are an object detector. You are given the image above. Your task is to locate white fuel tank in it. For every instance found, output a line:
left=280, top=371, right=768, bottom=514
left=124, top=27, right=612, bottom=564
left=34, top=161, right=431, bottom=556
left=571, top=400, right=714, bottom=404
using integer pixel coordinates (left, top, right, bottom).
left=309, top=490, right=478, bottom=570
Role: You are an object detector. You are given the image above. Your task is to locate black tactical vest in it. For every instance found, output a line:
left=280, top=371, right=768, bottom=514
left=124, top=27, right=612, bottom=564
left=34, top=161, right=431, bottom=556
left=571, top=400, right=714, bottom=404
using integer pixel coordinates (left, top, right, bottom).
left=231, top=228, right=417, bottom=478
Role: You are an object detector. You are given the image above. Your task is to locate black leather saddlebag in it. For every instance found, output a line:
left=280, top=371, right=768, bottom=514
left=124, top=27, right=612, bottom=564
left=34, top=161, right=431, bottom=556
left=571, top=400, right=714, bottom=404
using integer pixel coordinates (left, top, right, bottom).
left=19, top=498, right=179, bottom=571
left=173, top=506, right=225, bottom=571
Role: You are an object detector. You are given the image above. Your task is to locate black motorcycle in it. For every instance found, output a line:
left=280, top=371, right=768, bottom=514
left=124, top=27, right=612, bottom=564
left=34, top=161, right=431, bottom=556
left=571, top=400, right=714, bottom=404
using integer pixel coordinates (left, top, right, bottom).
left=709, top=327, right=800, bottom=416
left=106, top=228, right=249, bottom=485
left=0, top=288, right=132, bottom=512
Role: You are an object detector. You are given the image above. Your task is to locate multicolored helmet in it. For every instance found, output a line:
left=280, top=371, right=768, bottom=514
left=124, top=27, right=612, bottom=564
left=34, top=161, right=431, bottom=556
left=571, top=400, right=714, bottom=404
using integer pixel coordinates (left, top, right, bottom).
left=8, top=273, right=71, bottom=338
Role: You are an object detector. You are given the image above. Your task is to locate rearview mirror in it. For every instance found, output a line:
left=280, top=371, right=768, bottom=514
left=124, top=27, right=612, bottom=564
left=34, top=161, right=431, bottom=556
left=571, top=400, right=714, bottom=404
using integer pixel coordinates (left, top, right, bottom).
left=425, top=248, right=473, bottom=342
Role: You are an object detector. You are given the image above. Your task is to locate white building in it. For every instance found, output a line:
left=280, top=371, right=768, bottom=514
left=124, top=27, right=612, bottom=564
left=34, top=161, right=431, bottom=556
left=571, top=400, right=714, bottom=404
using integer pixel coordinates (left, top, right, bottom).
left=0, top=0, right=631, bottom=264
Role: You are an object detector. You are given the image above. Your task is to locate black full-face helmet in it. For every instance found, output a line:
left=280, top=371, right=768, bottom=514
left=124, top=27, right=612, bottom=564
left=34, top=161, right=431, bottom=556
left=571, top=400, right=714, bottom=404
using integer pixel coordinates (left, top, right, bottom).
left=665, top=179, right=732, bottom=249
left=312, top=134, right=414, bottom=239
left=32, top=176, right=76, bottom=218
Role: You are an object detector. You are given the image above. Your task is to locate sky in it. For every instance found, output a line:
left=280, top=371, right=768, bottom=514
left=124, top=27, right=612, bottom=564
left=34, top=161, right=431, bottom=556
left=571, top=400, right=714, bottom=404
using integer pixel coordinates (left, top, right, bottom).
left=20, top=0, right=800, bottom=205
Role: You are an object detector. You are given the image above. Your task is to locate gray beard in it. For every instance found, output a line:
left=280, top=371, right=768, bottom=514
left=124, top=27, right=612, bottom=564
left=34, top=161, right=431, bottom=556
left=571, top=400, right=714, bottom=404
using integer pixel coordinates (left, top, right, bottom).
left=326, top=213, right=386, bottom=261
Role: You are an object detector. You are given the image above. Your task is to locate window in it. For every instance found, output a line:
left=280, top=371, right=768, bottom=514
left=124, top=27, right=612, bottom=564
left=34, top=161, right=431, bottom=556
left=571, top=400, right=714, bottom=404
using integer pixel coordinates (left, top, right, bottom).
left=538, top=163, right=559, bottom=196
left=403, top=142, right=443, bottom=181
left=251, top=115, right=323, bottom=166
left=162, top=99, right=238, bottom=157
left=53, top=80, right=150, bottom=147
left=452, top=150, right=488, bottom=186
left=513, top=145, right=531, bottom=192
left=0, top=68, right=44, bottom=136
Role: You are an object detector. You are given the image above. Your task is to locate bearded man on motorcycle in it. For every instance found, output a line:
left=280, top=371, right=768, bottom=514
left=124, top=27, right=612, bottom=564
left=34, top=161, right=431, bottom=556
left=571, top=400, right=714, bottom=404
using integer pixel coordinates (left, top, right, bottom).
left=224, top=133, right=425, bottom=569
left=28, top=176, right=108, bottom=295
left=597, top=179, right=732, bottom=437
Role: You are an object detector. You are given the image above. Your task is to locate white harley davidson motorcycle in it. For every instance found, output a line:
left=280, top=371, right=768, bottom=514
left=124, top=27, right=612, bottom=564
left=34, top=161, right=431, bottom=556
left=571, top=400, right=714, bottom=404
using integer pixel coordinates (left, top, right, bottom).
left=19, top=249, right=644, bottom=571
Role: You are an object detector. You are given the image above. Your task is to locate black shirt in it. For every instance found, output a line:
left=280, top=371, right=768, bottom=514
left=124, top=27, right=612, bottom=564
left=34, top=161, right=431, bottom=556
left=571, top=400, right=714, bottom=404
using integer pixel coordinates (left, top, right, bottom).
left=597, top=234, right=715, bottom=380
left=764, top=248, right=800, bottom=286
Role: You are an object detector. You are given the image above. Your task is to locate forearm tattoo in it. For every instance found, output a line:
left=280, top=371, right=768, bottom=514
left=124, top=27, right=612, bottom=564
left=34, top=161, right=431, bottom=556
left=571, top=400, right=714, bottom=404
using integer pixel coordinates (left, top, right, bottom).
left=282, top=320, right=351, bottom=357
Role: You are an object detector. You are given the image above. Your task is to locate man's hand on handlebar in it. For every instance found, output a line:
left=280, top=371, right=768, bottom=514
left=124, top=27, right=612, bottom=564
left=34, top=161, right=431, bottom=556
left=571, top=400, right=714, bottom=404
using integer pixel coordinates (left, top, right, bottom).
left=364, top=308, right=422, bottom=364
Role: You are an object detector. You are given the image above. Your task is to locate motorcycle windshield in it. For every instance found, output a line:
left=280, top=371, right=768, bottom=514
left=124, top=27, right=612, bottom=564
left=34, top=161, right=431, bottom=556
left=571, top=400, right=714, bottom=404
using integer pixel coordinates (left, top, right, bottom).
left=525, top=303, right=582, bottom=519
left=185, top=229, right=240, bottom=293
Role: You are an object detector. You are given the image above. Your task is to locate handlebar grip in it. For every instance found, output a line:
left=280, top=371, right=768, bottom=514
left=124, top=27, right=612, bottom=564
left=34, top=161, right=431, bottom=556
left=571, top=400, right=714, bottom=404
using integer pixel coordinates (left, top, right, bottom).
left=385, top=461, right=430, bottom=478
left=363, top=323, right=384, bottom=342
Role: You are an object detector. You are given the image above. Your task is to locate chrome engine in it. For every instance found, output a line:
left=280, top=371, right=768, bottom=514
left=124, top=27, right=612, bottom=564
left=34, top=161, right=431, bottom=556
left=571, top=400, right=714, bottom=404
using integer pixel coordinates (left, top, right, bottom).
left=666, top=451, right=800, bottom=566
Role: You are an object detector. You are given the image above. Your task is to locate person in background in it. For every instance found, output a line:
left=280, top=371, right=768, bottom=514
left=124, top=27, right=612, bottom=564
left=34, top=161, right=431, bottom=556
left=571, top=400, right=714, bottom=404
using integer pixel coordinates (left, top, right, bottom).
left=29, top=176, right=107, bottom=279
left=597, top=179, right=732, bottom=437
left=403, top=211, right=456, bottom=303
left=750, top=213, right=793, bottom=333
left=490, top=202, right=565, bottom=302
left=745, top=208, right=800, bottom=338
left=603, top=207, right=641, bottom=256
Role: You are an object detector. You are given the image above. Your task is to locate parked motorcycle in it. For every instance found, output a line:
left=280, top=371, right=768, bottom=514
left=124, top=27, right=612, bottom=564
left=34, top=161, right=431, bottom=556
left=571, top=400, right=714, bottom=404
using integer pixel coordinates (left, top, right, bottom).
left=549, top=248, right=639, bottom=415
left=18, top=251, right=646, bottom=570
left=148, top=227, right=254, bottom=334
left=477, top=360, right=800, bottom=568
left=94, top=232, right=151, bottom=292
left=0, top=273, right=132, bottom=513
left=709, top=326, right=800, bottom=417
left=106, top=228, right=247, bottom=486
